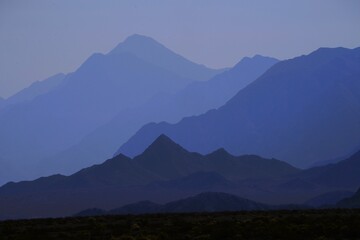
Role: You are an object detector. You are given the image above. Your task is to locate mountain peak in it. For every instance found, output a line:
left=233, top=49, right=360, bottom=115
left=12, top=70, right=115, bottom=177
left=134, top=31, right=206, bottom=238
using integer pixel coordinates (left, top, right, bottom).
left=110, top=34, right=167, bottom=56
left=141, top=134, right=185, bottom=156
left=206, top=148, right=232, bottom=159
left=109, top=34, right=223, bottom=81
left=124, top=34, right=158, bottom=43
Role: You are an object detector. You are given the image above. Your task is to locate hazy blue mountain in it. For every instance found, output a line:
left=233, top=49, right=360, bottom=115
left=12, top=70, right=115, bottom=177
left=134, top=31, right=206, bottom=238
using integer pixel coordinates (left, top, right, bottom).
left=304, top=190, right=354, bottom=207
left=298, top=150, right=360, bottom=189
left=79, top=192, right=270, bottom=216
left=79, top=191, right=277, bottom=217
left=0, top=35, right=213, bottom=184
left=38, top=55, right=278, bottom=176
left=109, top=34, right=224, bottom=81
left=337, top=187, right=360, bottom=208
left=160, top=192, right=270, bottom=213
left=0, top=97, right=4, bottom=109
left=2, top=73, right=66, bottom=108
left=118, top=47, right=360, bottom=167
left=131, top=134, right=299, bottom=181
left=150, top=172, right=234, bottom=191
left=0, top=135, right=358, bottom=219
left=0, top=135, right=298, bottom=218
left=309, top=145, right=360, bottom=168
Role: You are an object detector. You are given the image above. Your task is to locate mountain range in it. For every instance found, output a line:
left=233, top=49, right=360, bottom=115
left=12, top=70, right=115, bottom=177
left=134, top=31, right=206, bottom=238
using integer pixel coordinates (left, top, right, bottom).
left=0, top=134, right=359, bottom=219
left=337, top=188, right=360, bottom=208
left=109, top=34, right=224, bottom=81
left=36, top=54, right=278, bottom=177
left=0, top=35, right=227, bottom=184
left=76, top=192, right=271, bottom=216
left=0, top=73, right=66, bottom=110
left=118, top=47, right=360, bottom=168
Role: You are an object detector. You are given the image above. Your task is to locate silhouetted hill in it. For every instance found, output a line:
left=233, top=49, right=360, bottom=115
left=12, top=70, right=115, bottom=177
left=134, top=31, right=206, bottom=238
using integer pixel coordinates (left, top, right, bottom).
left=40, top=55, right=277, bottom=177
left=110, top=34, right=224, bottom=81
left=78, top=192, right=270, bottom=216
left=304, top=190, right=354, bottom=207
left=133, top=134, right=205, bottom=179
left=118, top=47, right=360, bottom=167
left=337, top=188, right=360, bottom=208
left=161, top=192, right=270, bottom=213
left=298, top=150, right=360, bottom=189
left=0, top=135, right=298, bottom=219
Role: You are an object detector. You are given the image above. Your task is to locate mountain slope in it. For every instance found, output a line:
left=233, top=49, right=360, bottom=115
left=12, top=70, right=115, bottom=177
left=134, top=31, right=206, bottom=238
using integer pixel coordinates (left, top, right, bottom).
left=118, top=47, right=360, bottom=167
left=3, top=73, right=66, bottom=107
left=109, top=192, right=270, bottom=215
left=110, top=34, right=224, bottom=81
left=0, top=35, right=208, bottom=184
left=337, top=188, right=360, bottom=208
left=39, top=55, right=278, bottom=176
left=298, top=150, right=360, bottom=189
left=77, top=192, right=271, bottom=216
left=0, top=97, right=4, bottom=109
left=0, top=135, right=297, bottom=218
left=304, top=190, right=354, bottom=207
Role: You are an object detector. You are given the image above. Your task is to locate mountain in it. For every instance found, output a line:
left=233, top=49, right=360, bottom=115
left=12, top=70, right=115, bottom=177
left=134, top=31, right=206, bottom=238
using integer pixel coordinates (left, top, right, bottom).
left=131, top=134, right=299, bottom=181
left=160, top=192, right=270, bottom=213
left=0, top=135, right=298, bottom=219
left=304, top=190, right=354, bottom=207
left=297, top=150, right=360, bottom=189
left=2, top=73, right=66, bottom=108
left=0, top=97, right=4, bottom=109
left=0, top=35, right=222, bottom=184
left=77, top=192, right=270, bottom=216
left=109, top=201, right=162, bottom=215
left=118, top=47, right=360, bottom=167
left=109, top=34, right=224, bottom=81
left=337, top=188, right=360, bottom=208
left=37, top=55, right=278, bottom=176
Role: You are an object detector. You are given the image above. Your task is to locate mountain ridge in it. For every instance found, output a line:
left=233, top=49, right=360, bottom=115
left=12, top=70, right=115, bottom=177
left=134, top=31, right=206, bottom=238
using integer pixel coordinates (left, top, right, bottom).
left=38, top=54, right=278, bottom=178
left=0, top=34, right=223, bottom=184
left=110, top=34, right=224, bottom=81
left=118, top=46, right=360, bottom=167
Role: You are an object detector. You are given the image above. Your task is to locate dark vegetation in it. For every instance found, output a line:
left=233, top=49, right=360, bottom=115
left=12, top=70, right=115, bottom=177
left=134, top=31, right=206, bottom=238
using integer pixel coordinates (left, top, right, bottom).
left=1, top=209, right=360, bottom=240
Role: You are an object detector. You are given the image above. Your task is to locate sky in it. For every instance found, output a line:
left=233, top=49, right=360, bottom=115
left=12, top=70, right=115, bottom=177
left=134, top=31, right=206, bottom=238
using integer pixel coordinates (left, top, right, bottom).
left=0, top=0, right=359, bottom=98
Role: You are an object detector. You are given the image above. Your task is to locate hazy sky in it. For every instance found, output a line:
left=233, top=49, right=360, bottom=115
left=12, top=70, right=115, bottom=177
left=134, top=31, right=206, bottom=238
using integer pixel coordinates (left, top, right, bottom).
left=0, top=0, right=359, bottom=98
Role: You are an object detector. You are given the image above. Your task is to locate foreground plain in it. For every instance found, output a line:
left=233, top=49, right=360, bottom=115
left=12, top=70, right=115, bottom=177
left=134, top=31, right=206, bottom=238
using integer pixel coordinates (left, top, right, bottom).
left=0, top=209, right=359, bottom=240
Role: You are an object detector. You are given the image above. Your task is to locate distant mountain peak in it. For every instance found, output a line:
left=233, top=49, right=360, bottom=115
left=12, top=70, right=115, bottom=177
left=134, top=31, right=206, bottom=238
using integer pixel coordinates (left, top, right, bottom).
left=124, top=34, right=159, bottom=43
left=109, top=34, right=224, bottom=81
left=141, top=134, right=186, bottom=156
left=117, top=34, right=164, bottom=50
left=207, top=148, right=232, bottom=158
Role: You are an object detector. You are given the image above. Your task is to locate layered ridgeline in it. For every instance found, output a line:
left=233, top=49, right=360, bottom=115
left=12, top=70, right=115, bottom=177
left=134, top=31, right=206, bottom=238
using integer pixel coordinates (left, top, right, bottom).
left=39, top=54, right=278, bottom=176
left=1, top=135, right=360, bottom=219
left=0, top=35, right=224, bottom=184
left=337, top=188, right=360, bottom=208
left=76, top=192, right=271, bottom=216
left=0, top=97, right=4, bottom=109
left=109, top=34, right=224, bottom=81
left=0, top=135, right=298, bottom=219
left=118, top=47, right=360, bottom=167
left=0, top=73, right=66, bottom=109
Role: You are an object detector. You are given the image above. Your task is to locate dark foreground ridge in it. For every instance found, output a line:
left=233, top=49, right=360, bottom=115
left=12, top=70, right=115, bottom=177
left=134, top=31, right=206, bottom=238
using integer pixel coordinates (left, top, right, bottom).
left=1, top=209, right=360, bottom=240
